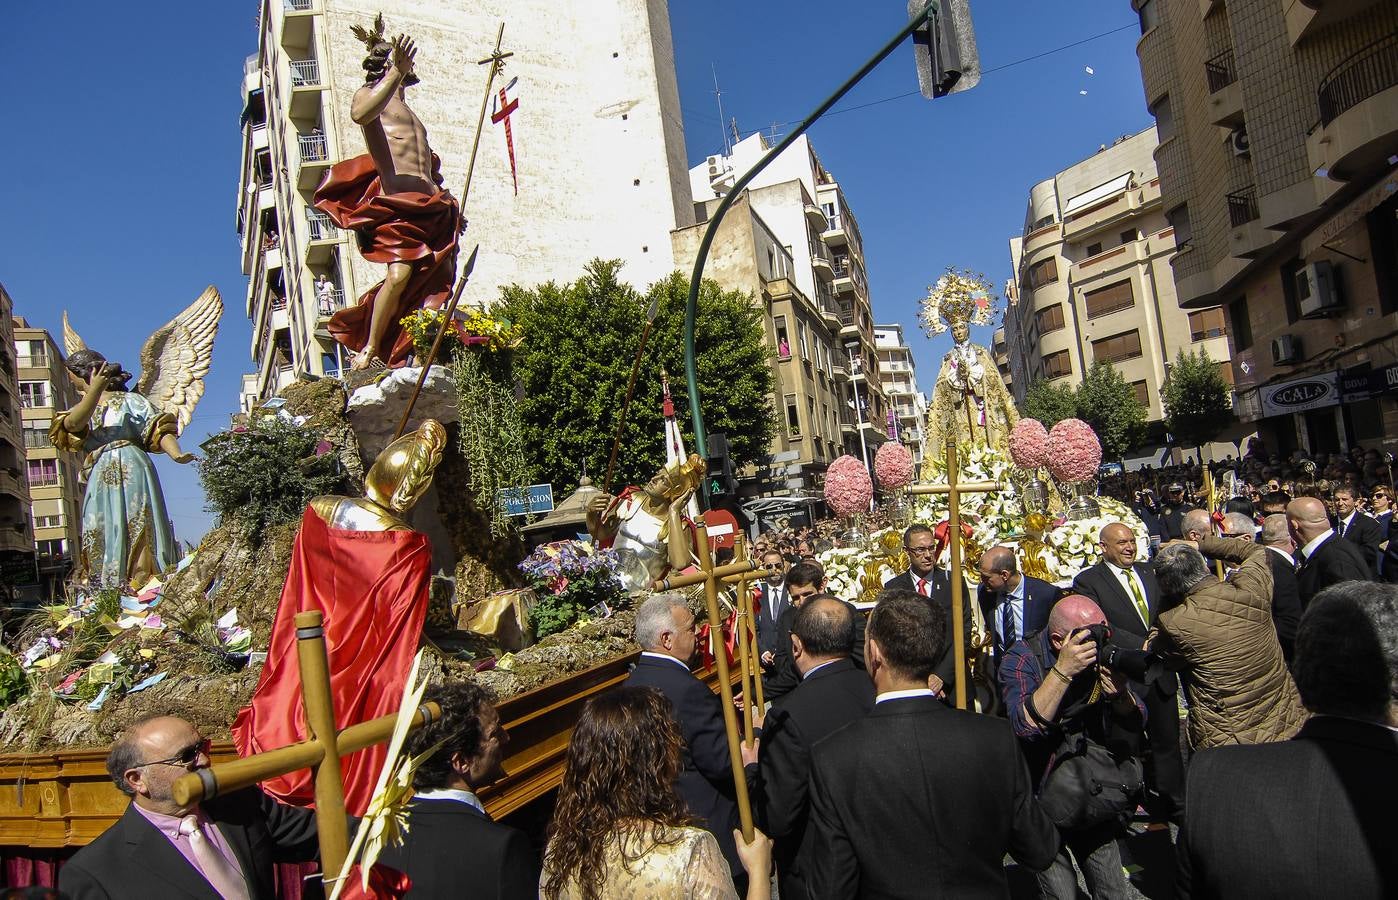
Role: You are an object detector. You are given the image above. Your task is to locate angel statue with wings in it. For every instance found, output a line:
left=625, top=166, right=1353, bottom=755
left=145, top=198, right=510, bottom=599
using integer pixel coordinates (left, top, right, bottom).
left=52, top=288, right=222, bottom=588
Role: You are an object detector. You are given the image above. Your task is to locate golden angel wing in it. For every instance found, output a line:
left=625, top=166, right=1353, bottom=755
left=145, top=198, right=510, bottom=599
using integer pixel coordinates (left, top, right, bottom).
left=135, top=285, right=223, bottom=434
left=62, top=311, right=89, bottom=356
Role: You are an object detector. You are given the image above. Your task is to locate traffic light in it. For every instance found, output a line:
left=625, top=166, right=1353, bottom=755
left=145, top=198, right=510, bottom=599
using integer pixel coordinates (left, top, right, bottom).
left=909, top=0, right=981, bottom=99
left=705, top=431, right=736, bottom=499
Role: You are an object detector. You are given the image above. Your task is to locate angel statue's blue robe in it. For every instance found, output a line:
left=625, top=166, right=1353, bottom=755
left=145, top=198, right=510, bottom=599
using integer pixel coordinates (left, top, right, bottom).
left=51, top=391, right=180, bottom=589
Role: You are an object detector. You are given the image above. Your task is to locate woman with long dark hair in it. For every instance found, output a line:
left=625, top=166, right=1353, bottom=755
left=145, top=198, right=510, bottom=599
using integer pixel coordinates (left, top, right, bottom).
left=541, top=687, right=771, bottom=900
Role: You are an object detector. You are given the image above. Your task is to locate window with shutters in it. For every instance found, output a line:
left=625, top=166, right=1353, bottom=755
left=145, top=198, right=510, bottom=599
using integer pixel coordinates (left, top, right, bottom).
left=1228, top=296, right=1253, bottom=351
left=1132, top=380, right=1150, bottom=406
left=1044, top=350, right=1072, bottom=379
left=1188, top=308, right=1228, bottom=341
left=1086, top=242, right=1103, bottom=257
left=1092, top=329, right=1143, bottom=364
left=785, top=394, right=801, bottom=437
left=1027, top=257, right=1058, bottom=288
left=1035, top=304, right=1065, bottom=334
left=1084, top=280, right=1135, bottom=318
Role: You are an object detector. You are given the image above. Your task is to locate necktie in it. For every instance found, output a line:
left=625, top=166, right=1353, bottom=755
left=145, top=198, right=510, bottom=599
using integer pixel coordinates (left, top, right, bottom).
left=179, top=815, right=249, bottom=900
left=1122, top=568, right=1150, bottom=625
left=1000, top=601, right=1016, bottom=646
left=918, top=577, right=931, bottom=598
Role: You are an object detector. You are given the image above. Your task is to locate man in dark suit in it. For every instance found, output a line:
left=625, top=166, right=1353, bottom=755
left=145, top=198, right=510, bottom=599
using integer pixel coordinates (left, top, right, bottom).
left=1333, top=485, right=1383, bottom=576
left=625, top=592, right=757, bottom=881
left=1369, top=485, right=1392, bottom=578
left=375, top=681, right=537, bottom=899
left=1180, top=581, right=1398, bottom=898
left=764, top=562, right=860, bottom=702
left=976, top=545, right=1061, bottom=660
left=1289, top=497, right=1372, bottom=608
left=59, top=715, right=320, bottom=900
left=807, top=589, right=1057, bottom=897
left=758, top=596, right=874, bottom=900
left=1072, top=522, right=1185, bottom=821
left=884, top=523, right=971, bottom=701
left=1259, top=514, right=1303, bottom=662
left=754, top=548, right=790, bottom=669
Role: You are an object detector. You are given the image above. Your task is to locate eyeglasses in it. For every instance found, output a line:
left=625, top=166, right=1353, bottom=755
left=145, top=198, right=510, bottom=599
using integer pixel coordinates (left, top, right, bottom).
left=904, top=546, right=936, bottom=556
left=137, top=738, right=211, bottom=769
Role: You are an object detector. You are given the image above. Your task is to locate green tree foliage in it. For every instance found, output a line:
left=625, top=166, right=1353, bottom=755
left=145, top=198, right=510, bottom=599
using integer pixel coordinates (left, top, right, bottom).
left=1076, top=361, right=1148, bottom=462
left=1162, top=348, right=1234, bottom=452
left=198, top=417, right=348, bottom=545
left=1020, top=378, right=1078, bottom=427
left=499, top=260, right=775, bottom=494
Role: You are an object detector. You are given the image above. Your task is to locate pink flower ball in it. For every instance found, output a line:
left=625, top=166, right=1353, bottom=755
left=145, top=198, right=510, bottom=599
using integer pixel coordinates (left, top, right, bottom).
left=824, top=454, right=874, bottom=517
left=1008, top=419, right=1050, bottom=469
left=1046, top=418, right=1103, bottom=482
left=874, top=442, right=915, bottom=490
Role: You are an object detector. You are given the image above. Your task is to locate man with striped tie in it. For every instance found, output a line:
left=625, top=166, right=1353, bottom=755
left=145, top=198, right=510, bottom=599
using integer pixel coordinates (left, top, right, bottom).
left=1072, top=522, right=1186, bottom=823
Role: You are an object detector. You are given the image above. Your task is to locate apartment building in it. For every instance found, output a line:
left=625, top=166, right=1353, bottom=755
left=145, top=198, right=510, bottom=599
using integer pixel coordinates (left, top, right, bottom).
left=236, top=0, right=695, bottom=408
left=1134, top=0, right=1398, bottom=457
left=1006, top=127, right=1239, bottom=463
left=674, top=133, right=889, bottom=494
left=13, top=318, right=83, bottom=600
left=0, top=286, right=36, bottom=602
left=873, top=324, right=929, bottom=466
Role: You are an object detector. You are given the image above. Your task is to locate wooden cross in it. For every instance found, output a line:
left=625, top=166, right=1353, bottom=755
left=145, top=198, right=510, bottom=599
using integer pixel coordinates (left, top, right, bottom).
left=652, top=523, right=771, bottom=841
left=906, top=442, right=1004, bottom=710
left=722, top=534, right=766, bottom=746
left=171, top=611, right=441, bottom=889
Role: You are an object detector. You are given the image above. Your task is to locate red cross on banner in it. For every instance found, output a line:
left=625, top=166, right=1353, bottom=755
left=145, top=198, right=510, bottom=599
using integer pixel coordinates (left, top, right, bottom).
left=490, top=76, right=520, bottom=195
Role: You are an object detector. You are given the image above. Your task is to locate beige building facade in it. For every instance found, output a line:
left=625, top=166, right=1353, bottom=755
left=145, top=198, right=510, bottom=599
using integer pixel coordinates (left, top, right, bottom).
left=674, top=133, right=889, bottom=501
left=1006, top=127, right=1237, bottom=463
left=0, top=287, right=37, bottom=603
left=873, top=325, right=928, bottom=465
left=237, top=0, right=695, bottom=408
left=1134, top=0, right=1398, bottom=457
left=12, top=317, right=82, bottom=600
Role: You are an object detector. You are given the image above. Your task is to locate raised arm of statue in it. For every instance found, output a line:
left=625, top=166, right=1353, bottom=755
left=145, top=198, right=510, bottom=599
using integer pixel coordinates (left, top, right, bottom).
left=60, top=364, right=121, bottom=436
left=667, top=491, right=695, bottom=571
left=351, top=34, right=415, bottom=125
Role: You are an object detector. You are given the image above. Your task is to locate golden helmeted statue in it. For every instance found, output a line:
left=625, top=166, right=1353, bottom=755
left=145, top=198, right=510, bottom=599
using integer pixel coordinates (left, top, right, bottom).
left=920, top=269, right=1018, bottom=463
left=585, top=454, right=706, bottom=592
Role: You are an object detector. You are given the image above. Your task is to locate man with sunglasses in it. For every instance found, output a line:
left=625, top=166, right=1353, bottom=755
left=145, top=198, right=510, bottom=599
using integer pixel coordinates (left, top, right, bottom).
left=884, top=523, right=972, bottom=701
left=60, top=715, right=320, bottom=900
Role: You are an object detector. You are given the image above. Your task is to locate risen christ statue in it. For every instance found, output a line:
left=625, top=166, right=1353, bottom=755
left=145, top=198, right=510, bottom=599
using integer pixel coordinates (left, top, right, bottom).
left=314, top=16, right=463, bottom=370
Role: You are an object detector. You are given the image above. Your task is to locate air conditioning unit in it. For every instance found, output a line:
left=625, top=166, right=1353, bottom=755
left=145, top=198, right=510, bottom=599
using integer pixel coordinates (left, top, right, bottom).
left=1271, top=334, right=1301, bottom=365
left=1227, top=127, right=1250, bottom=158
left=705, top=155, right=724, bottom=178
left=1296, top=260, right=1343, bottom=317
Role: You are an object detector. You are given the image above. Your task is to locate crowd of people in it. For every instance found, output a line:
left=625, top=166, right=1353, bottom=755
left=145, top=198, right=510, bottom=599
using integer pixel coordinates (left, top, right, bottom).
left=41, top=495, right=1398, bottom=899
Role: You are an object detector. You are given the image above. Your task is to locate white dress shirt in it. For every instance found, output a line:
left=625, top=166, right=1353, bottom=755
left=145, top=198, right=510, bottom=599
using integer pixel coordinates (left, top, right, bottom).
left=1299, top=529, right=1335, bottom=562
left=415, top=787, right=486, bottom=815
left=875, top=688, right=936, bottom=704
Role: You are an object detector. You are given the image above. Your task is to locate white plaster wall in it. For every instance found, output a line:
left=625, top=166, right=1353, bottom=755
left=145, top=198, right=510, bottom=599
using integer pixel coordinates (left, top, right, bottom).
left=317, top=0, right=694, bottom=306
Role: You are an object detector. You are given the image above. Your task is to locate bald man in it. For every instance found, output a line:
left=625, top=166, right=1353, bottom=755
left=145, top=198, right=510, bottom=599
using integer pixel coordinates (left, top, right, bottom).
left=60, top=715, right=321, bottom=900
left=1288, top=496, right=1372, bottom=608
left=976, top=546, right=1062, bottom=659
left=998, top=595, right=1145, bottom=900
left=1259, top=514, right=1303, bottom=661
left=1181, top=508, right=1214, bottom=543
left=1072, top=521, right=1185, bottom=822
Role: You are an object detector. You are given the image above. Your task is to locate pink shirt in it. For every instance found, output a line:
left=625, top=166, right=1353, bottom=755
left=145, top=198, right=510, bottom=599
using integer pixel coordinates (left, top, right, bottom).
left=134, top=803, right=248, bottom=888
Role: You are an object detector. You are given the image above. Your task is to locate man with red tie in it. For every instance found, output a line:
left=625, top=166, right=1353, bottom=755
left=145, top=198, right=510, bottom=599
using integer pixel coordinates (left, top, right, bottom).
left=883, top=523, right=971, bottom=699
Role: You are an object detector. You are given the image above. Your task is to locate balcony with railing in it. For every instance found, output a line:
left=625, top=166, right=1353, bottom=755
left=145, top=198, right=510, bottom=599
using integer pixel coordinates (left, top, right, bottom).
left=17, top=353, right=48, bottom=370
left=299, top=131, right=328, bottom=162
left=1205, top=49, right=1236, bottom=93
left=1226, top=186, right=1259, bottom=227
left=1309, top=32, right=1398, bottom=183
left=289, top=59, right=320, bottom=87
left=316, top=289, right=346, bottom=318
left=288, top=58, right=324, bottom=117
left=285, top=0, right=313, bottom=10
left=809, top=237, right=834, bottom=281
left=306, top=209, right=335, bottom=241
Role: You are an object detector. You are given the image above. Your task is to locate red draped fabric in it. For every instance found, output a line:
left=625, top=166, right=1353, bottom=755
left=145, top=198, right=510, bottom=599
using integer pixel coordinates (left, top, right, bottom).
left=233, top=508, right=431, bottom=816
left=313, top=154, right=461, bottom=368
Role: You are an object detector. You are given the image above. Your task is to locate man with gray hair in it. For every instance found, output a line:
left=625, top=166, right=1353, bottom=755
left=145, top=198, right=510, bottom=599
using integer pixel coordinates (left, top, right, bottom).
left=1219, top=511, right=1257, bottom=541
left=1180, top=508, right=1214, bottom=543
left=59, top=715, right=320, bottom=899
left=1259, top=513, right=1303, bottom=662
left=1153, top=537, right=1305, bottom=749
left=625, top=593, right=757, bottom=882
left=1180, top=581, right=1398, bottom=897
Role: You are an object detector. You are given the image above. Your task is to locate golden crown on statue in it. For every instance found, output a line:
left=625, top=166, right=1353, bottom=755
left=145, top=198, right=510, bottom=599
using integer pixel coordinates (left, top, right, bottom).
left=919, top=267, right=996, bottom=336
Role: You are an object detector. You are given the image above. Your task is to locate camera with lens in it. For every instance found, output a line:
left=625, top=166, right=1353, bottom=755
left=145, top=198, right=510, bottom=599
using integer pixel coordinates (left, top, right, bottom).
left=1076, top=623, right=1155, bottom=683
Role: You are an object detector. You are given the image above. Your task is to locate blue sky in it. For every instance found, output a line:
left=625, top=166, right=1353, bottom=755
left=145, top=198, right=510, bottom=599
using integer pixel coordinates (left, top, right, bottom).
left=6, top=1, right=1150, bottom=543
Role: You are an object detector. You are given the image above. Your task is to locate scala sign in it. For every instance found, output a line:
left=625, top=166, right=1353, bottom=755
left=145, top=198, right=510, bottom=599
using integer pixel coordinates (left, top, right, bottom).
left=1260, top=372, right=1339, bottom=418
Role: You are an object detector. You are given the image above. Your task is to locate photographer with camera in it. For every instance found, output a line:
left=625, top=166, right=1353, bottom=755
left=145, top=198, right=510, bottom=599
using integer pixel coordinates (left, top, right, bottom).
left=1151, top=537, right=1306, bottom=750
left=1000, top=595, right=1146, bottom=900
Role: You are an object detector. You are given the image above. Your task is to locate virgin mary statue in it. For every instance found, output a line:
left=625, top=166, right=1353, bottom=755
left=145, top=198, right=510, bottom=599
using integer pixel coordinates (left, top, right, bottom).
left=920, top=269, right=1018, bottom=464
